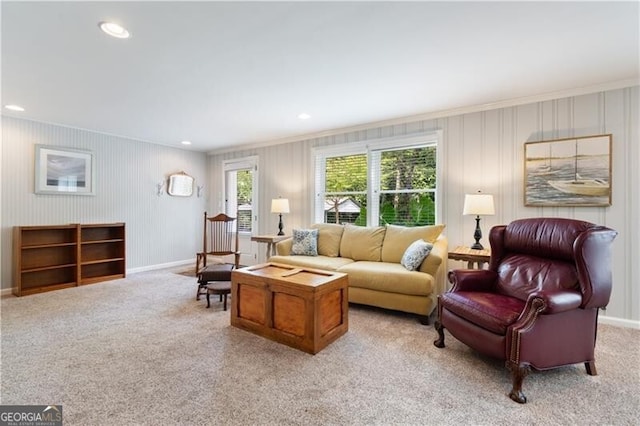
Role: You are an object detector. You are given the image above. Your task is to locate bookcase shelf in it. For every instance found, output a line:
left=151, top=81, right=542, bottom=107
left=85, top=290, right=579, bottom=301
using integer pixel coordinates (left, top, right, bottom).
left=13, top=223, right=126, bottom=296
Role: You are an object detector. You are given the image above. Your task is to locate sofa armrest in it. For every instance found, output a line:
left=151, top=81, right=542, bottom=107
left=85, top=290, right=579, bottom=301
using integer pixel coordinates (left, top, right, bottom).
left=419, top=235, right=447, bottom=275
left=419, top=234, right=448, bottom=294
left=448, top=269, right=498, bottom=292
left=275, top=238, right=293, bottom=255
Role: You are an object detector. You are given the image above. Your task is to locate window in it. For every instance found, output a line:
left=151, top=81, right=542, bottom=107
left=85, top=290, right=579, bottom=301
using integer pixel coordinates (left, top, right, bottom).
left=314, top=134, right=439, bottom=227
left=234, top=169, right=253, bottom=232
left=323, top=154, right=367, bottom=225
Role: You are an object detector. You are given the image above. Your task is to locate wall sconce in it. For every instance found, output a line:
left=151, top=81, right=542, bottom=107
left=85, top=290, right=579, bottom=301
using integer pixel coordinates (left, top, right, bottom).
left=463, top=191, right=495, bottom=250
left=156, top=180, right=165, bottom=196
left=271, top=198, right=290, bottom=236
left=197, top=185, right=205, bottom=198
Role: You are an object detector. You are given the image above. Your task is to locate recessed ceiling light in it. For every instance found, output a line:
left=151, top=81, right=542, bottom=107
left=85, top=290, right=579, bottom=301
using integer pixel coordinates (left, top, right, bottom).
left=181, top=140, right=192, bottom=146
left=5, top=105, right=25, bottom=112
left=298, top=113, right=311, bottom=120
left=99, top=21, right=130, bottom=39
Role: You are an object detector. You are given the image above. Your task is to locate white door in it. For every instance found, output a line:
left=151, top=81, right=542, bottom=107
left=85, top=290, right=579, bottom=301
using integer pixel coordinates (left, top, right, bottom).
left=224, top=157, right=258, bottom=266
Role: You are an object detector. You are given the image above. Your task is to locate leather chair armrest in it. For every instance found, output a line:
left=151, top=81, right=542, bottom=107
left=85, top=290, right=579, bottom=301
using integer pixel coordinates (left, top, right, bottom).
left=528, top=290, right=583, bottom=314
left=513, top=290, right=583, bottom=327
left=448, top=269, right=498, bottom=292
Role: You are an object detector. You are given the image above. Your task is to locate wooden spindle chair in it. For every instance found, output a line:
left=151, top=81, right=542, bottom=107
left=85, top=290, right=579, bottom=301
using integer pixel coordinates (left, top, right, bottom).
left=195, top=212, right=240, bottom=310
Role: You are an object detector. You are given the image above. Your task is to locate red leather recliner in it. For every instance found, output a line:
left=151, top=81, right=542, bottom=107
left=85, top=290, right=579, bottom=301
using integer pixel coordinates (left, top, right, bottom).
left=434, top=218, right=617, bottom=403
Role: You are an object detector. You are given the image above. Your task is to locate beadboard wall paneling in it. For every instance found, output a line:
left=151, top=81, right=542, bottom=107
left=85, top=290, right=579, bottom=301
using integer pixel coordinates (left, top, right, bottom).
left=209, top=86, right=639, bottom=322
left=1, top=117, right=207, bottom=288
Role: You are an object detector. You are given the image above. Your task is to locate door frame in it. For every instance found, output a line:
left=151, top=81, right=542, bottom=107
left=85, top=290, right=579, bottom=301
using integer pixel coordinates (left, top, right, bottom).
left=222, top=156, right=259, bottom=266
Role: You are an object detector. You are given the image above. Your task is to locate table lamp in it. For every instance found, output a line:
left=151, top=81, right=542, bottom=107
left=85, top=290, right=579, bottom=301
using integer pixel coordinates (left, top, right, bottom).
left=271, top=198, right=290, bottom=236
left=463, top=191, right=495, bottom=250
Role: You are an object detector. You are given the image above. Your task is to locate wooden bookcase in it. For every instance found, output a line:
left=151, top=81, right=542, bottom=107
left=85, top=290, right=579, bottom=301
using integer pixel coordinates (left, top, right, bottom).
left=13, top=225, right=78, bottom=296
left=79, top=224, right=126, bottom=285
left=13, top=223, right=125, bottom=296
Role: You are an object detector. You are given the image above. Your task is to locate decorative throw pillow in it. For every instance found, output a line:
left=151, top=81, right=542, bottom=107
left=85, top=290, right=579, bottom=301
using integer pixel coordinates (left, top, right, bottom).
left=401, top=239, right=433, bottom=271
left=290, top=228, right=319, bottom=256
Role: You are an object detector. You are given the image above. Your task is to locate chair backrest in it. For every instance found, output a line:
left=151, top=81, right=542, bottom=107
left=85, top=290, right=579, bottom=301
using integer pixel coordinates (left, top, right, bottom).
left=203, top=212, right=239, bottom=260
left=488, top=218, right=617, bottom=308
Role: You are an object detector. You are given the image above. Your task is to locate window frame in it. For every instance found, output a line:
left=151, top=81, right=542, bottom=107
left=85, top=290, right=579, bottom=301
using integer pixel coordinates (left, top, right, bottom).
left=313, top=132, right=442, bottom=227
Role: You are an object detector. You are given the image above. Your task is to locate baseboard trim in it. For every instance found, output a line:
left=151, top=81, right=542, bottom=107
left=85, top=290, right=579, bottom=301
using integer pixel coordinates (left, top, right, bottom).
left=2, top=268, right=639, bottom=330
left=1, top=259, right=195, bottom=297
left=126, top=259, right=193, bottom=275
left=599, top=315, right=640, bottom=329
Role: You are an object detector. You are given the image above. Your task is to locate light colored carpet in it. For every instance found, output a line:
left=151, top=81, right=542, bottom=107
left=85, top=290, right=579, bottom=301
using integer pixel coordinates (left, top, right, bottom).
left=1, top=269, right=639, bottom=425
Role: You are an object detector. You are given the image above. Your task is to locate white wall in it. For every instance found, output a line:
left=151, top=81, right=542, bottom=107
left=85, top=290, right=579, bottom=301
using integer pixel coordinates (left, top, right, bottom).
left=2, top=86, right=637, bottom=324
left=1, top=117, right=208, bottom=288
left=208, top=86, right=639, bottom=323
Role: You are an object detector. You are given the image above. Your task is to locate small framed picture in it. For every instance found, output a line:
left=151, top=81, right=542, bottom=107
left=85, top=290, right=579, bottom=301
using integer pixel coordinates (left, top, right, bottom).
left=524, top=134, right=611, bottom=207
left=35, top=145, right=95, bottom=195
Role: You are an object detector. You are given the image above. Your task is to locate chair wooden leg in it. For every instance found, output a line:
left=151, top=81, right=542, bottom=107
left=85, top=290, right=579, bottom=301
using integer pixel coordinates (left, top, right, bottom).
left=206, top=292, right=211, bottom=308
left=506, top=361, right=530, bottom=404
left=196, top=283, right=206, bottom=301
left=223, top=294, right=228, bottom=311
left=585, top=361, right=597, bottom=376
left=433, top=320, right=446, bottom=348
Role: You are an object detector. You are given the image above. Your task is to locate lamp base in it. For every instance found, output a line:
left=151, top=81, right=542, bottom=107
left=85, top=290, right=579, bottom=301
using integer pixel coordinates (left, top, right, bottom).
left=277, top=214, right=284, bottom=236
left=471, top=215, right=484, bottom=250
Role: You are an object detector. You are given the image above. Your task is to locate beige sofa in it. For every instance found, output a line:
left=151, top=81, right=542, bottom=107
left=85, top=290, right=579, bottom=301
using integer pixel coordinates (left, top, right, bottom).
left=269, top=223, right=448, bottom=323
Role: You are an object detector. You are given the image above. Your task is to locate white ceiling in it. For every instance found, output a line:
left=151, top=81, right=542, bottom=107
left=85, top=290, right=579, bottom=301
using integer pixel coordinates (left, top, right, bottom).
left=2, top=1, right=638, bottom=153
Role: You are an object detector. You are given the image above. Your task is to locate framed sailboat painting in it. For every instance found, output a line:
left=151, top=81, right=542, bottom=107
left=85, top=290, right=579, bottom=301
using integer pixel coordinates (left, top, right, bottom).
left=524, top=134, right=612, bottom=207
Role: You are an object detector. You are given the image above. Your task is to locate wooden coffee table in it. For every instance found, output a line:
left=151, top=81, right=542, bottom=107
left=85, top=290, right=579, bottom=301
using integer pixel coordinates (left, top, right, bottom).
left=231, top=262, right=349, bottom=354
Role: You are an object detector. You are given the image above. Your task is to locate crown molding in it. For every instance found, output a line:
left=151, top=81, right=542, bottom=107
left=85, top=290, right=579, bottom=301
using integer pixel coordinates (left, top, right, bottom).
left=208, top=78, right=639, bottom=156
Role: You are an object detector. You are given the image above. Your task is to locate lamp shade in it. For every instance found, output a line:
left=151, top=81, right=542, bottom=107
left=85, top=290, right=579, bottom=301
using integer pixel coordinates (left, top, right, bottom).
left=463, top=193, right=495, bottom=216
left=271, top=198, right=290, bottom=214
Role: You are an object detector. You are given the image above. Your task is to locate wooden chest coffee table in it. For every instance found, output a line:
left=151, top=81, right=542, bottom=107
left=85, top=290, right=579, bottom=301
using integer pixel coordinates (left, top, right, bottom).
left=231, top=262, right=349, bottom=354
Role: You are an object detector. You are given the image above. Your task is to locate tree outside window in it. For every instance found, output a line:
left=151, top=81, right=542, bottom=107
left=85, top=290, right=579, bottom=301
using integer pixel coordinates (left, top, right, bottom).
left=377, top=146, right=436, bottom=226
left=324, top=154, right=367, bottom=224
left=235, top=169, right=253, bottom=232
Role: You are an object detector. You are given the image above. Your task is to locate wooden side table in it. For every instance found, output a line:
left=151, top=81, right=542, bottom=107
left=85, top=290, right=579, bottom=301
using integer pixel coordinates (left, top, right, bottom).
left=448, top=246, right=491, bottom=269
left=251, top=235, right=289, bottom=259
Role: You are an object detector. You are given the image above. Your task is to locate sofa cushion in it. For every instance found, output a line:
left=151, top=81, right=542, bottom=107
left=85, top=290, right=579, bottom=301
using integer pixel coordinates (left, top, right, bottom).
left=339, top=225, right=386, bottom=261
left=311, top=223, right=344, bottom=257
left=338, top=261, right=434, bottom=296
left=381, top=224, right=445, bottom=263
left=269, top=255, right=354, bottom=271
left=401, top=239, right=433, bottom=271
left=290, top=228, right=319, bottom=256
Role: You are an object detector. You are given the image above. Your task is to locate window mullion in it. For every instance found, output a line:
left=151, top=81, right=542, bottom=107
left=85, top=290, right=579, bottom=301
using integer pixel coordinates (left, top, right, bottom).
left=369, top=151, right=381, bottom=227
